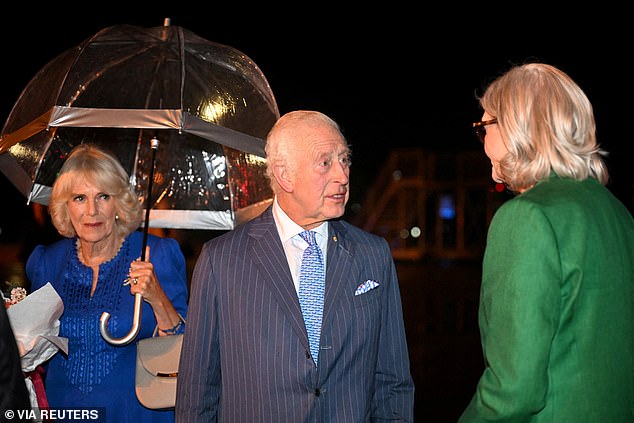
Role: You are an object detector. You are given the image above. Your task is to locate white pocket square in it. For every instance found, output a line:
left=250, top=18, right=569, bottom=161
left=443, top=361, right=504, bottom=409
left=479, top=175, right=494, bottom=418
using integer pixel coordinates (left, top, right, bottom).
left=355, top=279, right=379, bottom=296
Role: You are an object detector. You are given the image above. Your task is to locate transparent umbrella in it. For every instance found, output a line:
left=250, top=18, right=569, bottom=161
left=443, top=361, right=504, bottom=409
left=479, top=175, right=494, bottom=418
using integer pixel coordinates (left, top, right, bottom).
left=0, top=19, right=278, bottom=231
left=0, top=20, right=279, bottom=344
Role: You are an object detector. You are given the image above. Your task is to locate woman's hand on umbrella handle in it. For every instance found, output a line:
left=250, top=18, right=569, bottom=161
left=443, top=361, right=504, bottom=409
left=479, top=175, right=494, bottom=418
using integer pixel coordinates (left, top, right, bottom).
left=126, top=245, right=182, bottom=335
left=126, top=246, right=169, bottom=306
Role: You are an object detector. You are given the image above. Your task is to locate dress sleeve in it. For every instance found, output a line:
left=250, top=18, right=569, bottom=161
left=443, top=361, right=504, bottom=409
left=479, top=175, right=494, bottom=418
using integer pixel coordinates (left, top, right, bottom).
left=149, top=236, right=189, bottom=319
left=25, top=245, right=50, bottom=292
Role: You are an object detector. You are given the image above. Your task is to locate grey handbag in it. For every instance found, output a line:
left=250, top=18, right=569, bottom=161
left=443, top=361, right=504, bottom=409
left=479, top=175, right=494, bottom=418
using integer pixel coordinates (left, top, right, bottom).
left=135, top=326, right=183, bottom=409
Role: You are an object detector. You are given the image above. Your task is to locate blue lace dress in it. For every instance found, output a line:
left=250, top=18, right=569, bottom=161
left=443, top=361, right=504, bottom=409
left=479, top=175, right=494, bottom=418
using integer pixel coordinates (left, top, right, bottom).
left=26, top=231, right=188, bottom=423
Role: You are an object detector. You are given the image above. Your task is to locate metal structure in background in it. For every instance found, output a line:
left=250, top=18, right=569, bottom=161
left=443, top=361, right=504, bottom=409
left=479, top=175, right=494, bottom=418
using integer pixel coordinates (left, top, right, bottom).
left=0, top=19, right=278, bottom=231
left=352, top=148, right=510, bottom=261
left=0, top=19, right=280, bottom=344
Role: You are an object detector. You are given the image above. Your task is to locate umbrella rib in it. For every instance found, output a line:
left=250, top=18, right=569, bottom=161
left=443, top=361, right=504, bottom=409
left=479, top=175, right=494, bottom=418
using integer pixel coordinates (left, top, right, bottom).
left=66, top=43, right=156, bottom=107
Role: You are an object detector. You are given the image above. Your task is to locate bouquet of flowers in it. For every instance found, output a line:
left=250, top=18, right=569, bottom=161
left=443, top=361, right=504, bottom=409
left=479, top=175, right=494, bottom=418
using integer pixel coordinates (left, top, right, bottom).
left=3, top=282, right=68, bottom=409
left=4, top=285, right=28, bottom=307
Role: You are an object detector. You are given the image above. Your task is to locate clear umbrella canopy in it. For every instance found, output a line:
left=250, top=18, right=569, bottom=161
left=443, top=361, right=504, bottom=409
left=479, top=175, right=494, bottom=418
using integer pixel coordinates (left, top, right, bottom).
left=0, top=20, right=278, bottom=230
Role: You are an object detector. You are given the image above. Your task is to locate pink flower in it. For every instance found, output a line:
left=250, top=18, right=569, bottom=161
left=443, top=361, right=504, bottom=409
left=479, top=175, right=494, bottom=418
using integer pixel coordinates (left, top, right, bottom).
left=4, top=286, right=28, bottom=308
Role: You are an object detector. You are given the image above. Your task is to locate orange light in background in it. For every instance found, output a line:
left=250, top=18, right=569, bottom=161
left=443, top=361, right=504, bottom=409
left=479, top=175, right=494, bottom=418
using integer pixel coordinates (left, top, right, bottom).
left=32, top=203, right=47, bottom=227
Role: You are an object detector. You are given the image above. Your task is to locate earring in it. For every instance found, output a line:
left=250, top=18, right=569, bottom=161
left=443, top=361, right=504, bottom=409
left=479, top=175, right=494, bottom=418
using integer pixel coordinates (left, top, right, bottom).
left=115, top=215, right=120, bottom=220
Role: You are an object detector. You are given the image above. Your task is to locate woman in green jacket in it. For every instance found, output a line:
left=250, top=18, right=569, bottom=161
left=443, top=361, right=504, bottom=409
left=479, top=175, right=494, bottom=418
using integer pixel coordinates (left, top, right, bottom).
left=460, top=62, right=634, bottom=422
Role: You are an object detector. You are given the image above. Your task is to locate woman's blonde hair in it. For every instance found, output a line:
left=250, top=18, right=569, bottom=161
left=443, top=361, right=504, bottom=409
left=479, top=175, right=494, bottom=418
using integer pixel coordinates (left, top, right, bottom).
left=49, top=144, right=143, bottom=238
left=479, top=62, right=608, bottom=192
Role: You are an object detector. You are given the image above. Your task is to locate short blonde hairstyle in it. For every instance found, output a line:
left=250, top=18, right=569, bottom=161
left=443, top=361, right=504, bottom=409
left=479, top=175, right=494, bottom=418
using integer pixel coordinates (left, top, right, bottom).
left=479, top=62, right=608, bottom=192
left=49, top=144, right=143, bottom=238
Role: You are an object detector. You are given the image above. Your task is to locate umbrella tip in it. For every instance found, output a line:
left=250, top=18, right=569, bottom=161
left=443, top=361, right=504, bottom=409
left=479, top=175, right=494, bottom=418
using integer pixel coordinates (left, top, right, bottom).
left=163, top=18, right=171, bottom=27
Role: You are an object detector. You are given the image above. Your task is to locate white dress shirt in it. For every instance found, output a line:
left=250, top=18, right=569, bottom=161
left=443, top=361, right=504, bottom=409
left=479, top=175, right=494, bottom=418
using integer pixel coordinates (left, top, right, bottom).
left=272, top=196, right=328, bottom=294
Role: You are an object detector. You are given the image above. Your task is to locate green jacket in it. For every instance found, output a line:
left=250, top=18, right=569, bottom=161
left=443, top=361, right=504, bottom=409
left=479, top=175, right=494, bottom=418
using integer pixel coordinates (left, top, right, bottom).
left=460, top=176, right=634, bottom=422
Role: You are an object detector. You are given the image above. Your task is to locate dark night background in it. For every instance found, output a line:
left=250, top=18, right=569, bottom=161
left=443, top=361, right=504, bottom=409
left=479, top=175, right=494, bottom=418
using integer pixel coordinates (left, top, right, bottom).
left=1, top=10, right=631, bottom=217
left=1, top=8, right=632, bottom=422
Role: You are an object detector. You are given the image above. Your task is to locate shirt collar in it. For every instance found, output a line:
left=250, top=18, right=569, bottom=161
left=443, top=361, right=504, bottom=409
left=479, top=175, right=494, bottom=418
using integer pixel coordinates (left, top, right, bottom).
left=272, top=196, right=328, bottom=243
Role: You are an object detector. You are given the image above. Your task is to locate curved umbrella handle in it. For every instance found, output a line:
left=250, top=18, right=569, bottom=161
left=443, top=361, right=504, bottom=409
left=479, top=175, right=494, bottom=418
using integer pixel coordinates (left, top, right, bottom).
left=99, top=137, right=158, bottom=345
left=99, top=293, right=143, bottom=345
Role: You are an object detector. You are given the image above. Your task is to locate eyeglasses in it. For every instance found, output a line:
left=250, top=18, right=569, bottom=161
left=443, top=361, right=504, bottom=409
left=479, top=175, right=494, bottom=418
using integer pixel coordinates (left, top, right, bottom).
left=472, top=118, right=497, bottom=143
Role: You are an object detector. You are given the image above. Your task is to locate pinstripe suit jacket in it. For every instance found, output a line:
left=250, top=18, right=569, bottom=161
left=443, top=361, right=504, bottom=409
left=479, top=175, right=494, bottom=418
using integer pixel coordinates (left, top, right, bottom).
left=175, top=206, right=414, bottom=422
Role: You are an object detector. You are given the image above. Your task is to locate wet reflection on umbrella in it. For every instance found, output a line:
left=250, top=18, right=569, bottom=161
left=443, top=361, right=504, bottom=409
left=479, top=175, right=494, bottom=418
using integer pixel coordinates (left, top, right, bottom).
left=0, top=19, right=278, bottom=230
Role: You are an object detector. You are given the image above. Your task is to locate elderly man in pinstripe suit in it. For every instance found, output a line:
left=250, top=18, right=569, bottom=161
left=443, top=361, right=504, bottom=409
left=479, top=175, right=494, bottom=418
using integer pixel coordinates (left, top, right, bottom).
left=175, top=110, right=414, bottom=422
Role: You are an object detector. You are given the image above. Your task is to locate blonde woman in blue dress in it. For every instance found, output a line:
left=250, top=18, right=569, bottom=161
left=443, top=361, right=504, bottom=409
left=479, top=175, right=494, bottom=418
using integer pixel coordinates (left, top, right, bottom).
left=27, top=144, right=188, bottom=423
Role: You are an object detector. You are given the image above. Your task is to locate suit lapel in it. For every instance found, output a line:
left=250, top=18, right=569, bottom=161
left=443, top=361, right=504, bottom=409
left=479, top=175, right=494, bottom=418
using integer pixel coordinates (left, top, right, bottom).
left=247, top=208, right=309, bottom=346
left=323, top=221, right=354, bottom=324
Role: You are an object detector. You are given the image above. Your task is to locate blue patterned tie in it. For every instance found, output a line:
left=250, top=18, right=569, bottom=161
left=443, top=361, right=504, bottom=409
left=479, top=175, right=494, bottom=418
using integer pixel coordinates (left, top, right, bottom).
left=298, top=230, right=325, bottom=366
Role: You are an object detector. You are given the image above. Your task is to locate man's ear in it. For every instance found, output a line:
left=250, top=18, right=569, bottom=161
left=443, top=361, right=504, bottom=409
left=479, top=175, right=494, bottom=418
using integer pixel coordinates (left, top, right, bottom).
left=273, top=164, right=294, bottom=192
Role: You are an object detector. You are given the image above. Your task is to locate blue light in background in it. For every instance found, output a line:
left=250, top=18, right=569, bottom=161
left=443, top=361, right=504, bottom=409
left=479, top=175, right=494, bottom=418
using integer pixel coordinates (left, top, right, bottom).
left=439, top=194, right=456, bottom=220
